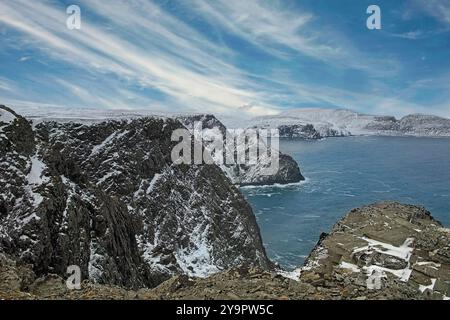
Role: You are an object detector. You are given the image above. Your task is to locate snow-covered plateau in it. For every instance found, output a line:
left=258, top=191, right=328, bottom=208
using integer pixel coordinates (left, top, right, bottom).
left=246, top=108, right=450, bottom=138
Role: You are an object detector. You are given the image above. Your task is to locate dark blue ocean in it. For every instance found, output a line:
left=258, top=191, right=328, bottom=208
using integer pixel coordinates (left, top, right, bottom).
left=241, top=136, right=450, bottom=270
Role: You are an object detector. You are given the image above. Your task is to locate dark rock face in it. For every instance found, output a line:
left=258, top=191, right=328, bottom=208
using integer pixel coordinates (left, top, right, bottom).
left=0, top=106, right=271, bottom=289
left=364, top=116, right=399, bottom=132
left=178, top=114, right=305, bottom=186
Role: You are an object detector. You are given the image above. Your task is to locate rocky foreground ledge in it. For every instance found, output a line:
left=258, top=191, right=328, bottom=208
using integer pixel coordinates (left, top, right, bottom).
left=1, top=202, right=449, bottom=300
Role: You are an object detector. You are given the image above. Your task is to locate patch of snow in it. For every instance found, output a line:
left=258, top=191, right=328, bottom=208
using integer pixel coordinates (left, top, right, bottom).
left=366, top=268, right=388, bottom=290
left=27, top=156, right=49, bottom=185
left=61, top=183, right=75, bottom=220
left=354, top=237, right=414, bottom=261
left=26, top=155, right=49, bottom=208
left=419, top=278, right=437, bottom=293
left=364, top=264, right=412, bottom=282
left=146, top=173, right=161, bottom=194
left=278, top=268, right=302, bottom=281
left=29, top=192, right=44, bottom=208
left=353, top=237, right=415, bottom=282
left=174, top=224, right=220, bottom=278
left=303, top=246, right=329, bottom=270
left=97, top=170, right=121, bottom=185
left=19, top=212, right=41, bottom=225
left=0, top=108, right=16, bottom=128
left=136, top=235, right=172, bottom=274
left=88, top=240, right=104, bottom=282
left=90, top=130, right=128, bottom=157
left=416, top=261, right=441, bottom=268
left=339, top=261, right=361, bottom=273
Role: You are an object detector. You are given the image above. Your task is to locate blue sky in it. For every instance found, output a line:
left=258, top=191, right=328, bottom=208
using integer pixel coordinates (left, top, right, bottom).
left=0, top=0, right=450, bottom=117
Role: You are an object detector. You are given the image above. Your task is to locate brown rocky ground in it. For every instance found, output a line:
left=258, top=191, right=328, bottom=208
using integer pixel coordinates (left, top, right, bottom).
left=301, top=202, right=450, bottom=300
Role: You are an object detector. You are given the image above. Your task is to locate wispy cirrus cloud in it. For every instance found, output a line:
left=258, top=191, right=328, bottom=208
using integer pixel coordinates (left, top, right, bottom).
left=18, top=56, right=31, bottom=62
left=0, top=77, right=17, bottom=94
left=185, top=0, right=400, bottom=75
left=0, top=0, right=280, bottom=115
left=417, top=0, right=450, bottom=26
left=390, top=30, right=424, bottom=40
left=0, top=0, right=448, bottom=118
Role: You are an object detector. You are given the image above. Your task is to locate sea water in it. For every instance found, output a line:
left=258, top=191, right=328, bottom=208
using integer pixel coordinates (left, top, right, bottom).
left=241, top=136, right=450, bottom=270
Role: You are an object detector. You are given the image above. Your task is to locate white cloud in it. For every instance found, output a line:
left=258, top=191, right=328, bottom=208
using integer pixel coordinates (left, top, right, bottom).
left=18, top=56, right=31, bottom=62
left=186, top=0, right=321, bottom=58
left=0, top=0, right=447, bottom=119
left=0, top=77, right=17, bottom=94
left=390, top=30, right=424, bottom=40
left=0, top=0, right=279, bottom=116
left=186, top=0, right=399, bottom=76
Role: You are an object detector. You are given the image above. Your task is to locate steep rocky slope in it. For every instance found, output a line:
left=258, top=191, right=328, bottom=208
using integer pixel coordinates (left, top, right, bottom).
left=1, top=202, right=448, bottom=300
left=0, top=105, right=271, bottom=289
left=249, top=108, right=450, bottom=138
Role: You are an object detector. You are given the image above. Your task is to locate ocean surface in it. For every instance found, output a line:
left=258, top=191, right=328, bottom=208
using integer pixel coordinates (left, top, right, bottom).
left=241, top=136, right=450, bottom=270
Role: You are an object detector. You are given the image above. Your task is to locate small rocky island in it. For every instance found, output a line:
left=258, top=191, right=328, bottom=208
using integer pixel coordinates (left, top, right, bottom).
left=1, top=105, right=449, bottom=300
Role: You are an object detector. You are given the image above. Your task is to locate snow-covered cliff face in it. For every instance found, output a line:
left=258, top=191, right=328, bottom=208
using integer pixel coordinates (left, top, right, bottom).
left=397, top=114, right=450, bottom=136
left=249, top=108, right=450, bottom=138
left=0, top=105, right=271, bottom=289
left=177, top=114, right=304, bottom=186
left=249, top=109, right=358, bottom=138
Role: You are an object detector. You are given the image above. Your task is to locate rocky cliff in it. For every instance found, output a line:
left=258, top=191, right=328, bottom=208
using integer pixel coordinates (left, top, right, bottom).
left=1, top=202, right=448, bottom=300
left=0, top=105, right=271, bottom=289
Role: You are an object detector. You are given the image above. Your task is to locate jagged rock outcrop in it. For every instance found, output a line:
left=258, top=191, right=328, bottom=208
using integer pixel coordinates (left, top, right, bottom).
left=0, top=105, right=271, bottom=289
left=300, top=202, right=450, bottom=300
left=177, top=114, right=304, bottom=185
